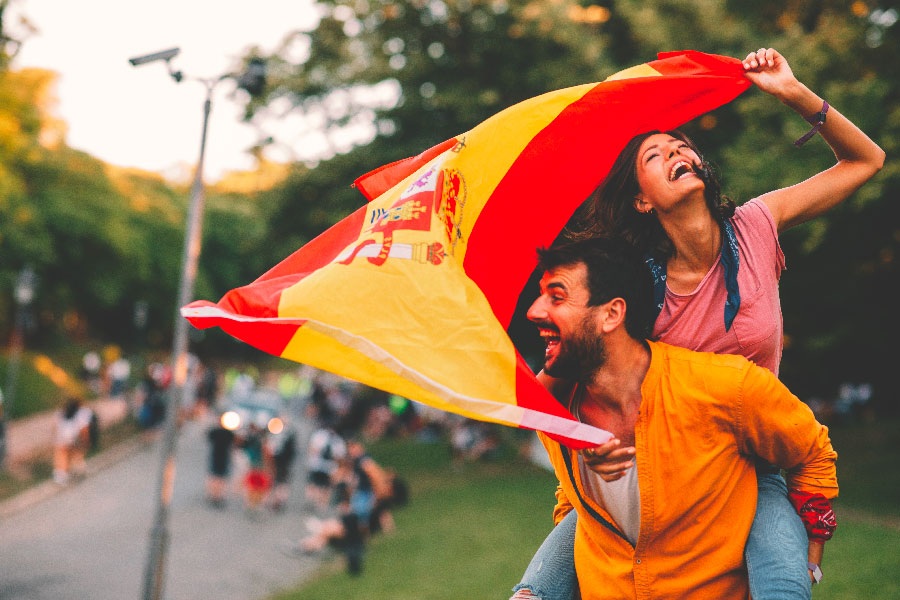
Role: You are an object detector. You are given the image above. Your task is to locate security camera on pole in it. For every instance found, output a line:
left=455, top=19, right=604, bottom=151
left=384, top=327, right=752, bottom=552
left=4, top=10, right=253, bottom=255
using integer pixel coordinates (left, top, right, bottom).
left=128, top=47, right=265, bottom=600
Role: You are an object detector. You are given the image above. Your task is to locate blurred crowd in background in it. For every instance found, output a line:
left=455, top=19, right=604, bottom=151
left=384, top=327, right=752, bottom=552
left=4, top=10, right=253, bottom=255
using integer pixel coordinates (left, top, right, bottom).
left=60, top=345, right=876, bottom=576
left=128, top=355, right=507, bottom=576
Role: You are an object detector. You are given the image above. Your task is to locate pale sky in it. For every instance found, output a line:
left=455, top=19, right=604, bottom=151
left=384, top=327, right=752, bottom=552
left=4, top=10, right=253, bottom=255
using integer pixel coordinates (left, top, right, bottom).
left=9, top=0, right=381, bottom=183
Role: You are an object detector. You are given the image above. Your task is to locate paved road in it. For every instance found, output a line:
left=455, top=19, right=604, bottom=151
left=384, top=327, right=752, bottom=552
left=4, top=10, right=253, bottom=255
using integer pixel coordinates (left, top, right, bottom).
left=0, top=413, right=321, bottom=600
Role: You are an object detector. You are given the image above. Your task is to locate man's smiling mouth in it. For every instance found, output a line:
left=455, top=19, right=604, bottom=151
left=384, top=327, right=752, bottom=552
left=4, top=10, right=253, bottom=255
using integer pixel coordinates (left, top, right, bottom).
left=538, top=328, right=561, bottom=357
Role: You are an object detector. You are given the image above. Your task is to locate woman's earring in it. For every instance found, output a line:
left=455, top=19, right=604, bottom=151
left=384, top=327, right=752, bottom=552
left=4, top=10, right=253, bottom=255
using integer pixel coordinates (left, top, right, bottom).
left=645, top=208, right=655, bottom=215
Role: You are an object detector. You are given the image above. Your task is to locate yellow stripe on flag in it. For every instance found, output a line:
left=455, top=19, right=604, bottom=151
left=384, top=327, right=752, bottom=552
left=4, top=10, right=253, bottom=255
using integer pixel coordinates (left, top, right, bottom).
left=281, top=322, right=512, bottom=424
left=604, top=63, right=663, bottom=81
left=277, top=232, right=520, bottom=414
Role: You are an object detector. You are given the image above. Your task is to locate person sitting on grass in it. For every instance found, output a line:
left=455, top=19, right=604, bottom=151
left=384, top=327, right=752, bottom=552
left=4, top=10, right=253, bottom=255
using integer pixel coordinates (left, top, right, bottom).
left=290, top=453, right=408, bottom=576
left=295, top=481, right=369, bottom=576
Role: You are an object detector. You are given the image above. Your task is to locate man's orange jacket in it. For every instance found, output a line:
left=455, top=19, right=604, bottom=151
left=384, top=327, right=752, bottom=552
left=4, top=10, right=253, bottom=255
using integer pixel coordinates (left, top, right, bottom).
left=538, top=341, right=838, bottom=600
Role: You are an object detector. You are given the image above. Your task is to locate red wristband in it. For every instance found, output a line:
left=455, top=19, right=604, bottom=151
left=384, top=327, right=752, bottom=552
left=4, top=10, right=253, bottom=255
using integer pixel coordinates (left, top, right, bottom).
left=788, top=487, right=837, bottom=543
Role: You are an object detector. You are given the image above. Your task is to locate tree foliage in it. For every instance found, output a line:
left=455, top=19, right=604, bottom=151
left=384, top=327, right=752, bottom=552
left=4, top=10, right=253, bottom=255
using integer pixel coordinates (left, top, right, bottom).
left=0, top=1, right=895, bottom=404
left=0, top=80, right=267, bottom=356
left=241, top=0, right=898, bottom=401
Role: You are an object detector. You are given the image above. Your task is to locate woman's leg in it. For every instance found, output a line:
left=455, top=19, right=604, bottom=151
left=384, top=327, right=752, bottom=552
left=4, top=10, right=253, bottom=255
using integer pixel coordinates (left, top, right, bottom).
left=70, top=445, right=87, bottom=477
left=52, top=446, right=70, bottom=484
left=745, top=469, right=811, bottom=600
left=511, top=509, right=578, bottom=600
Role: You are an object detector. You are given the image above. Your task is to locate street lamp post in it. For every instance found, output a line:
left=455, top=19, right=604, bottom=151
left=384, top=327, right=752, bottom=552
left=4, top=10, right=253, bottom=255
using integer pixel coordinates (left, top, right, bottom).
left=141, top=78, right=212, bottom=600
left=1, top=266, right=36, bottom=467
left=129, top=47, right=265, bottom=600
left=130, top=300, right=149, bottom=414
left=130, top=48, right=217, bottom=600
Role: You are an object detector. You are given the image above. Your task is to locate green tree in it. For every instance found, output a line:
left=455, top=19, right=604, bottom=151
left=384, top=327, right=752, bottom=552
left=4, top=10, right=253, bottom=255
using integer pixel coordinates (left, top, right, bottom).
left=0, top=2, right=283, bottom=363
left=240, top=0, right=616, bottom=260
left=704, top=2, right=898, bottom=402
left=234, top=1, right=896, bottom=404
left=0, top=66, right=185, bottom=349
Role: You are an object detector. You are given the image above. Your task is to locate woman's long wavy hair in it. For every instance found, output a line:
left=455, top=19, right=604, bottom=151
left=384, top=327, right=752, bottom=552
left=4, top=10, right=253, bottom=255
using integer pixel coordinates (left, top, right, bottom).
left=567, top=130, right=735, bottom=260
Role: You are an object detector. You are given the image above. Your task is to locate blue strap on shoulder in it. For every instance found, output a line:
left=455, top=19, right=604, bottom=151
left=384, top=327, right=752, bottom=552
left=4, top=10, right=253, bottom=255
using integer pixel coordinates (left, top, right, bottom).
left=645, top=220, right=741, bottom=331
left=720, top=221, right=740, bottom=330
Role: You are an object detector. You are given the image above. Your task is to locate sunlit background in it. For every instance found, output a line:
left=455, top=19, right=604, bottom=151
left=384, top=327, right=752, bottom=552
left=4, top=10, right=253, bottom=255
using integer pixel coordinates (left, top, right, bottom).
left=0, top=1, right=897, bottom=599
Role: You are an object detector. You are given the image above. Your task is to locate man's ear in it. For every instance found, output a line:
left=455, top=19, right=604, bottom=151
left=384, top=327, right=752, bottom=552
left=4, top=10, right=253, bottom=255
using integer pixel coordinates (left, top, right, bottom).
left=600, top=298, right=628, bottom=334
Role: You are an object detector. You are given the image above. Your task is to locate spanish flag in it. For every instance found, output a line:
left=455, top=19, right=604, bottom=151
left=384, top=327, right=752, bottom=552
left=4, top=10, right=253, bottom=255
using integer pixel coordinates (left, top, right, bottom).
left=183, top=51, right=750, bottom=448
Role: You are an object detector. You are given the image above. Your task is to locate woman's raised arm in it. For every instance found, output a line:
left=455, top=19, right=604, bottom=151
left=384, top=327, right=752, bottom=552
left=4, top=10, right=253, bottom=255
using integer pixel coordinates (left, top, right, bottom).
left=742, top=48, right=885, bottom=233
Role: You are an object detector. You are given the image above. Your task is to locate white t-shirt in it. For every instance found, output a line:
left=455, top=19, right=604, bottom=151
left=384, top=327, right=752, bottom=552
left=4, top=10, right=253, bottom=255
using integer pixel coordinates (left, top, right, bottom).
left=307, top=428, right=346, bottom=473
left=55, top=406, right=92, bottom=447
left=578, top=457, right=641, bottom=545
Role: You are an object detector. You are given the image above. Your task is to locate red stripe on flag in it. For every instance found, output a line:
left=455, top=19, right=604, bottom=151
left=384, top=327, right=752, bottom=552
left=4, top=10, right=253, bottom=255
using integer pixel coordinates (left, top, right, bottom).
left=218, top=319, right=301, bottom=356
left=651, top=51, right=746, bottom=78
left=182, top=300, right=303, bottom=356
left=353, top=137, right=458, bottom=201
left=254, top=205, right=367, bottom=284
left=183, top=203, right=368, bottom=356
left=466, top=69, right=749, bottom=328
left=514, top=353, right=591, bottom=449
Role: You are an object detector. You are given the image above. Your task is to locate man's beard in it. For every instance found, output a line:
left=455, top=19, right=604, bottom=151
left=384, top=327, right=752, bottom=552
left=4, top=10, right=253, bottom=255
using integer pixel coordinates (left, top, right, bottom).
left=543, top=314, right=607, bottom=382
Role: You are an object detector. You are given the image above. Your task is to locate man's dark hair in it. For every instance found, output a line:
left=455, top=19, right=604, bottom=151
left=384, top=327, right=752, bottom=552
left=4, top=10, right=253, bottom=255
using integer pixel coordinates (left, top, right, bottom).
left=536, top=237, right=654, bottom=341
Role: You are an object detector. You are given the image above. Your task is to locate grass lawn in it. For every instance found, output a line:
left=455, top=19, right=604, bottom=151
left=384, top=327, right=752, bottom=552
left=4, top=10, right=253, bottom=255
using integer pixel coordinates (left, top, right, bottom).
left=0, top=353, right=68, bottom=419
left=270, top=439, right=557, bottom=600
left=272, top=420, right=900, bottom=600
left=814, top=516, right=900, bottom=599
left=827, top=418, right=900, bottom=516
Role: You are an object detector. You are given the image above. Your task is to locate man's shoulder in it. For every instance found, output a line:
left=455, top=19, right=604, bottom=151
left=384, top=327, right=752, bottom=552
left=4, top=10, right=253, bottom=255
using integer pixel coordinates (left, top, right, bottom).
left=651, top=342, right=753, bottom=371
left=648, top=343, right=756, bottom=426
left=651, top=341, right=752, bottom=383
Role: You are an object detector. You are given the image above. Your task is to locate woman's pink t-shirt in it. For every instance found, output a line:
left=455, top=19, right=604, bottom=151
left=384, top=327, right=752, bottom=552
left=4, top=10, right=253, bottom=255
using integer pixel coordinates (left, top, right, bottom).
left=652, top=199, right=786, bottom=375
